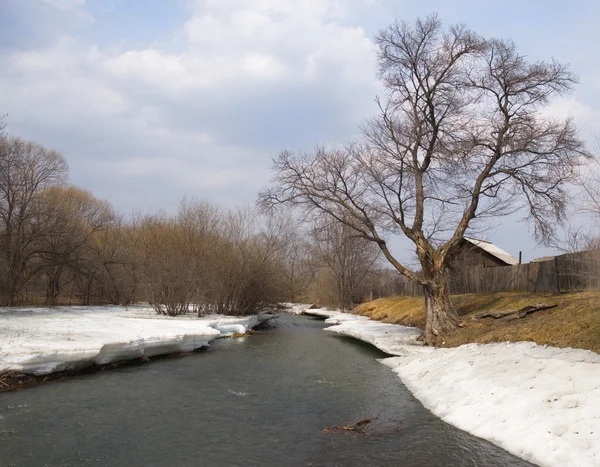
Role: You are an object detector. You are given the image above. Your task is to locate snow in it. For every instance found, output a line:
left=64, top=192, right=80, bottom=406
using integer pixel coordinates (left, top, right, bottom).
left=281, top=303, right=339, bottom=319
left=325, top=313, right=425, bottom=356
left=303, top=308, right=340, bottom=319
left=0, top=305, right=270, bottom=375
left=320, top=310, right=600, bottom=467
left=281, top=303, right=309, bottom=315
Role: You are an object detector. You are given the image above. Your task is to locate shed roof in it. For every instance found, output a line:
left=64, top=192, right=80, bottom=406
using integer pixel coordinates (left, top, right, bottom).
left=463, top=237, right=519, bottom=266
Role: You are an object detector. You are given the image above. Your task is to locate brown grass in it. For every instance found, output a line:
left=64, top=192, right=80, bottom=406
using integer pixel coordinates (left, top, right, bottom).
left=354, top=296, right=427, bottom=328
left=353, top=291, right=600, bottom=353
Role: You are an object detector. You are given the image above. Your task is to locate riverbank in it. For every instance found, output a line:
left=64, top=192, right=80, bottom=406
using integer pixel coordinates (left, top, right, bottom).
left=0, top=305, right=272, bottom=388
left=353, top=291, right=600, bottom=353
left=296, top=306, right=600, bottom=467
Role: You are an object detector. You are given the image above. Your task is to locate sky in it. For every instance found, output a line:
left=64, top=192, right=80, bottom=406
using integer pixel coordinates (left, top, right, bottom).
left=1, top=0, right=600, bottom=263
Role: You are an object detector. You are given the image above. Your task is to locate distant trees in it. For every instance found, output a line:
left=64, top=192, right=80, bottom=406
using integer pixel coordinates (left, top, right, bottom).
left=568, top=161, right=600, bottom=251
left=309, top=217, right=380, bottom=310
left=278, top=227, right=313, bottom=304
left=38, top=185, right=116, bottom=304
left=138, top=213, right=201, bottom=316
left=137, top=202, right=290, bottom=316
left=0, top=130, right=383, bottom=314
left=260, top=16, right=589, bottom=344
left=0, top=135, right=68, bottom=305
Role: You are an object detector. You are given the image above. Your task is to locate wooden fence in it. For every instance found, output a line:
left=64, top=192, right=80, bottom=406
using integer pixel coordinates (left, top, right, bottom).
left=394, top=249, right=600, bottom=297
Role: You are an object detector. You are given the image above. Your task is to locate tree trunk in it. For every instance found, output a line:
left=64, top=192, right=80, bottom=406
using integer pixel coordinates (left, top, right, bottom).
left=45, top=265, right=63, bottom=306
left=423, top=279, right=460, bottom=345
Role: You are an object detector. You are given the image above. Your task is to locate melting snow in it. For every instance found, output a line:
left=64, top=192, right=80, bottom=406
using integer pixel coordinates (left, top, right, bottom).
left=0, top=305, right=269, bottom=375
left=308, top=308, right=600, bottom=467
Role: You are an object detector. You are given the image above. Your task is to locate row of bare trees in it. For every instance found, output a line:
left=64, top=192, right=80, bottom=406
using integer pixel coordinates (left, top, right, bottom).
left=137, top=205, right=385, bottom=315
left=0, top=128, right=384, bottom=313
left=137, top=203, right=293, bottom=316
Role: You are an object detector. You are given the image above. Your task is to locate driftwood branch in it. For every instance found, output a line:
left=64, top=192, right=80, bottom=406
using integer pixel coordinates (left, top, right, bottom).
left=476, top=303, right=557, bottom=320
left=322, top=418, right=373, bottom=434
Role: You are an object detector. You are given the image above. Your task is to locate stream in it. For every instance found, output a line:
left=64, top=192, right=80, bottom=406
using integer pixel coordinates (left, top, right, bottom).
left=0, top=315, right=536, bottom=466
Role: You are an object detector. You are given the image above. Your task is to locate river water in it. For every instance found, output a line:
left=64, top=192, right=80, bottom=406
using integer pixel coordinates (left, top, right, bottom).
left=0, top=315, right=535, bottom=467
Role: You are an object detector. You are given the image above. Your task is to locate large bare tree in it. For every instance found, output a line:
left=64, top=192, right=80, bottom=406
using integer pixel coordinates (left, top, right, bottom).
left=259, top=16, right=589, bottom=344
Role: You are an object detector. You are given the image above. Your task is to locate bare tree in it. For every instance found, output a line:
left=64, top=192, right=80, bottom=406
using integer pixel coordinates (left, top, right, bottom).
left=280, top=231, right=312, bottom=303
left=553, top=145, right=600, bottom=253
left=139, top=212, right=203, bottom=316
left=260, top=16, right=589, bottom=344
left=258, top=214, right=315, bottom=303
left=206, top=208, right=288, bottom=315
left=37, top=185, right=115, bottom=304
left=139, top=202, right=287, bottom=317
left=310, top=217, right=380, bottom=310
left=0, top=136, right=68, bottom=305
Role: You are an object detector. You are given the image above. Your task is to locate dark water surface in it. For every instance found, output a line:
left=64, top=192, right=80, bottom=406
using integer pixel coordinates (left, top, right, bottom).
left=0, top=315, right=535, bottom=467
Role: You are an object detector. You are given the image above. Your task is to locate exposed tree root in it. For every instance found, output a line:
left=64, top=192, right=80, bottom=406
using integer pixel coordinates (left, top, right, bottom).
left=476, top=303, right=557, bottom=321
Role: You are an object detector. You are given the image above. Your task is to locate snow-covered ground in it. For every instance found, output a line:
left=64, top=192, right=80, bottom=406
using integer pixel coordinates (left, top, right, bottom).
left=0, top=305, right=271, bottom=375
left=314, top=309, right=600, bottom=467
left=284, top=303, right=346, bottom=320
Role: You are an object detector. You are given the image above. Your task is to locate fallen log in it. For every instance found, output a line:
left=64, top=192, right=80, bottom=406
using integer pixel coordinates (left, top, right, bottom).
left=344, top=418, right=373, bottom=431
left=476, top=303, right=557, bottom=320
left=322, top=418, right=373, bottom=434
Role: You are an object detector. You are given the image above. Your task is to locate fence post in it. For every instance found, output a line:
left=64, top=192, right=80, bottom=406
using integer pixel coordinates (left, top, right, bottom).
left=554, top=256, right=561, bottom=294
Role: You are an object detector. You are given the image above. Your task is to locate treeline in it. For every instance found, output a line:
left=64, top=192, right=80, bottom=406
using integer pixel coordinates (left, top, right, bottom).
left=0, top=132, right=399, bottom=314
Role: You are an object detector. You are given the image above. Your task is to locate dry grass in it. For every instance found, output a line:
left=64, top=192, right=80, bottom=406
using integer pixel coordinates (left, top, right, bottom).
left=354, top=296, right=427, bottom=328
left=353, top=291, right=600, bottom=353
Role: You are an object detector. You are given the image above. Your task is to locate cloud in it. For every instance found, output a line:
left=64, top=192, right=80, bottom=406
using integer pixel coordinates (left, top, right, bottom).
left=0, top=0, right=380, bottom=214
left=541, top=97, right=600, bottom=147
left=99, top=0, right=376, bottom=93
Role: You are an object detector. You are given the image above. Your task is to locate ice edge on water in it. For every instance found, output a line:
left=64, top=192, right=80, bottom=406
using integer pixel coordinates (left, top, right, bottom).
left=0, top=305, right=271, bottom=376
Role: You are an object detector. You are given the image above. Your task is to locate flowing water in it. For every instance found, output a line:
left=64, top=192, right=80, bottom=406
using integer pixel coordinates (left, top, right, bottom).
left=0, top=315, right=536, bottom=467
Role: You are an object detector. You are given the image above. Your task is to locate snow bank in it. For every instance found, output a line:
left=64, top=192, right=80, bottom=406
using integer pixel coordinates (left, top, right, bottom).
left=280, top=303, right=341, bottom=319
left=281, top=303, right=310, bottom=315
left=323, top=312, right=600, bottom=467
left=0, top=306, right=269, bottom=375
left=297, top=306, right=340, bottom=320
left=324, top=313, right=425, bottom=355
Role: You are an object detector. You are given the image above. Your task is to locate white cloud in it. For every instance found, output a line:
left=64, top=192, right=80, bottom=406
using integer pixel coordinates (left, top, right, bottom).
left=97, top=0, right=376, bottom=94
left=542, top=97, right=600, bottom=147
left=6, top=39, right=130, bottom=119
left=0, top=0, right=381, bottom=212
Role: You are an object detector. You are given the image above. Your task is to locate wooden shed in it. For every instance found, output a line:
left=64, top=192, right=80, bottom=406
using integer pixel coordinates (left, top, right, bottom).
left=450, top=237, right=519, bottom=270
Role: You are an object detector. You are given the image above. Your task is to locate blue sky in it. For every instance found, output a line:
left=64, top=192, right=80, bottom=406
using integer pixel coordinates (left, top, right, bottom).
left=1, top=0, right=599, bottom=262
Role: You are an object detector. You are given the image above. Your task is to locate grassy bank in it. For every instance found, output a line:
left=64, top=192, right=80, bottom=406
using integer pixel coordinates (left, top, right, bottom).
left=353, top=291, right=600, bottom=353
